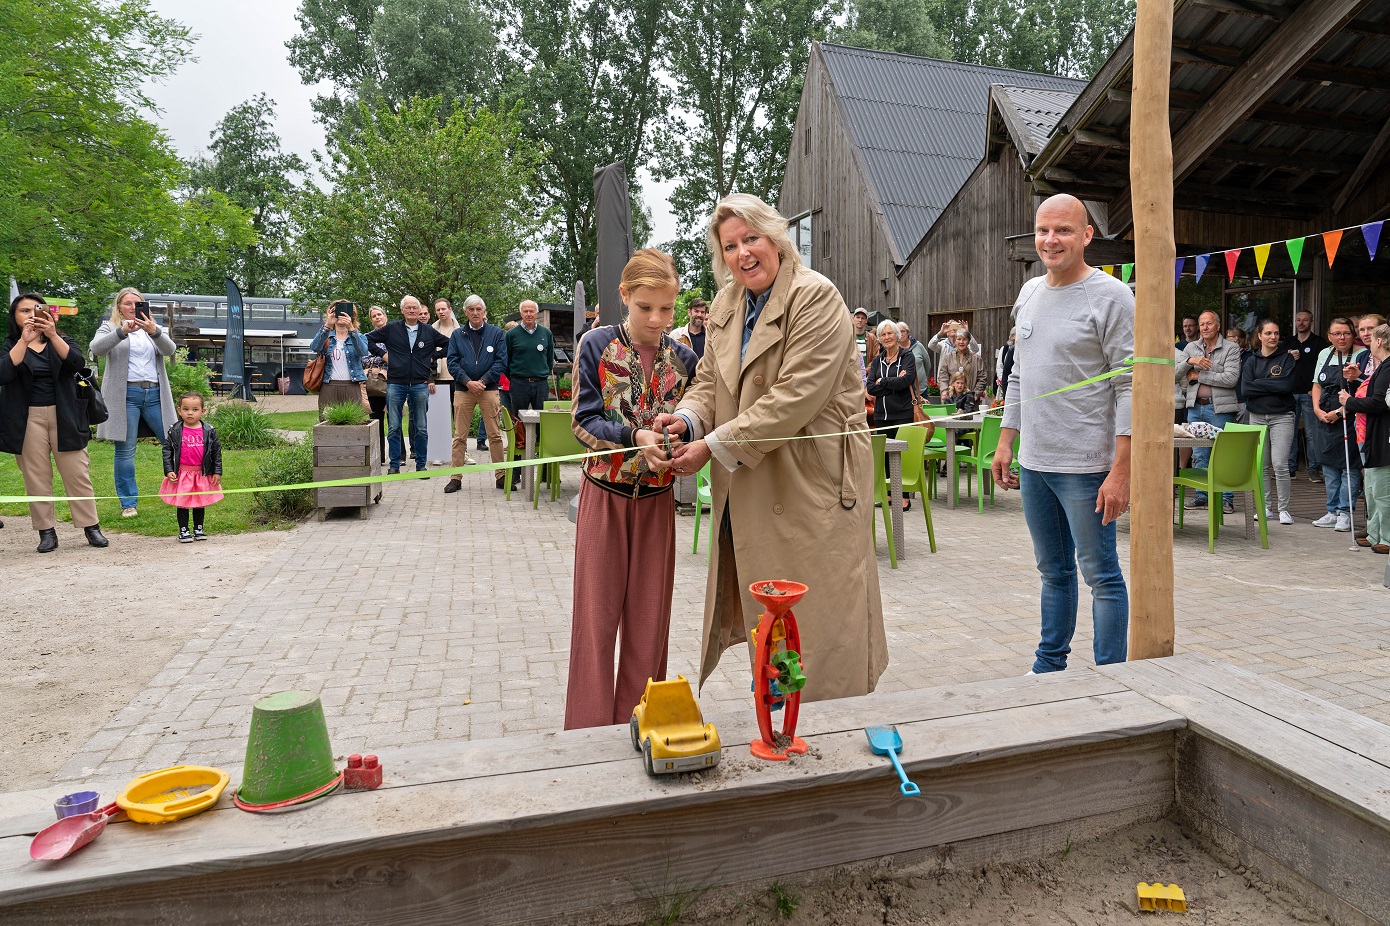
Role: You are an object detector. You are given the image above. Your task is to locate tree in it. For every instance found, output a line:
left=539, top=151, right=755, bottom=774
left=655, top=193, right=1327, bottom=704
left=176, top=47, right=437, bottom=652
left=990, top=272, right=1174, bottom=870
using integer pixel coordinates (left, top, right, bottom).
left=292, top=96, right=545, bottom=312
left=286, top=0, right=498, bottom=128
left=506, top=0, right=668, bottom=300
left=652, top=0, right=836, bottom=294
left=186, top=95, right=307, bottom=296
left=835, top=0, right=949, bottom=58
left=0, top=0, right=195, bottom=310
left=927, top=0, right=1134, bottom=78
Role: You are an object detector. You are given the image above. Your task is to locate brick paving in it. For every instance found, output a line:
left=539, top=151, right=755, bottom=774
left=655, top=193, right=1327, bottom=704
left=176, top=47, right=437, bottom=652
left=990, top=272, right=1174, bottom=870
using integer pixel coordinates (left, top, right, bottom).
left=53, top=453, right=1390, bottom=782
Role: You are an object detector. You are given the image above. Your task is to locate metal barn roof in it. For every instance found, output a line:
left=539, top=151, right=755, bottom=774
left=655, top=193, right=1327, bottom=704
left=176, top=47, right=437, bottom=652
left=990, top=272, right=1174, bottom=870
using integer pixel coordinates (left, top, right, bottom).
left=819, top=43, right=1086, bottom=259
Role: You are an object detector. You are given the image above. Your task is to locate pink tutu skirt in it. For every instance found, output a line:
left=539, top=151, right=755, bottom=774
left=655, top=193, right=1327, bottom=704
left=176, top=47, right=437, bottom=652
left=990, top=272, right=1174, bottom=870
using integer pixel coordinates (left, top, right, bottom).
left=159, top=464, right=224, bottom=508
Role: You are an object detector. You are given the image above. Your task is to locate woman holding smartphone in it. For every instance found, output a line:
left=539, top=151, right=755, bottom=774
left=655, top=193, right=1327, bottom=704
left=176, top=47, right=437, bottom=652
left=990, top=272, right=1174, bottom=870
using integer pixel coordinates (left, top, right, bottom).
left=1, top=294, right=108, bottom=552
left=90, top=287, right=177, bottom=518
left=309, top=300, right=370, bottom=415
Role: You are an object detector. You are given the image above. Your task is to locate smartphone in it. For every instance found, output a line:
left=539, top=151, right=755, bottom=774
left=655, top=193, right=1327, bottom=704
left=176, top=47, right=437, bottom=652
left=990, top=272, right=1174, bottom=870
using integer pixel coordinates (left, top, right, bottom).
left=334, top=301, right=355, bottom=318
left=134, top=301, right=151, bottom=321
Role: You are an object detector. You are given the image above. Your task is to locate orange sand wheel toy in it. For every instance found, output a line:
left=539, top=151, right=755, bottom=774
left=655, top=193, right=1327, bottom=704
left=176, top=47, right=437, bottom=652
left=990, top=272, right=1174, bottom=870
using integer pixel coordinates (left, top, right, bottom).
left=748, top=580, right=811, bottom=761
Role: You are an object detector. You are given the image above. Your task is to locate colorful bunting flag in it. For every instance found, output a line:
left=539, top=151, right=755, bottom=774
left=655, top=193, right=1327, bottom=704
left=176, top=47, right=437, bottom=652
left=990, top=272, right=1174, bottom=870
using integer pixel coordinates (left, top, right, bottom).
left=1364, top=221, right=1383, bottom=260
left=1286, top=237, right=1305, bottom=274
left=1253, top=243, right=1271, bottom=278
left=1121, top=263, right=1133, bottom=283
left=1194, top=254, right=1208, bottom=284
left=1174, top=256, right=1185, bottom=285
left=1324, top=229, right=1343, bottom=267
left=1224, top=248, right=1242, bottom=282
left=1102, top=265, right=1114, bottom=277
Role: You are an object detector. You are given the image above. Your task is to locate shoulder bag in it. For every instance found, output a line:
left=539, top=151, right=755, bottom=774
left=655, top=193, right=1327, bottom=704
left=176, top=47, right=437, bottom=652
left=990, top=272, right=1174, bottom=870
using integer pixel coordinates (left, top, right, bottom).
left=75, top=366, right=108, bottom=426
left=303, top=340, right=327, bottom=394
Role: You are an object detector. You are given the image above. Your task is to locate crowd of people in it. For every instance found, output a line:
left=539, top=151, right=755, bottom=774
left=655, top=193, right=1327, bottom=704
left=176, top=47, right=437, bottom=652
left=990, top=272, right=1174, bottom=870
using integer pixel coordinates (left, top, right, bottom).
left=1175, top=307, right=1390, bottom=552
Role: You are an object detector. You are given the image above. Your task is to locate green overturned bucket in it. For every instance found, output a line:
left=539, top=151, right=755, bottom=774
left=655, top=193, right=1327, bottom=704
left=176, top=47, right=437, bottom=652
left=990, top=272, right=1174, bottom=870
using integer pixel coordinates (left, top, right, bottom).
left=234, top=691, right=342, bottom=812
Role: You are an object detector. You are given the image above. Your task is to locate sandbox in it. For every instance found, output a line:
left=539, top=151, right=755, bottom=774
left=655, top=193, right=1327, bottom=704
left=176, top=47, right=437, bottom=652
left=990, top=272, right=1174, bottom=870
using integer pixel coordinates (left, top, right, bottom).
left=0, top=653, right=1387, bottom=925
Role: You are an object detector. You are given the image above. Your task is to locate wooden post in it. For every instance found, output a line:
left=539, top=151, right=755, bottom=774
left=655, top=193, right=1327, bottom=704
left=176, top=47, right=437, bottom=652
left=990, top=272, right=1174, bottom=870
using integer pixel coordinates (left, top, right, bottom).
left=1128, top=0, right=1176, bottom=659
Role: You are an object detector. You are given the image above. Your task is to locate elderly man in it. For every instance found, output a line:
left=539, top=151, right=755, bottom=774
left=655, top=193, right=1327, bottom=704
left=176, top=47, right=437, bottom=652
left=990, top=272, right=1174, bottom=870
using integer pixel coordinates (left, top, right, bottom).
left=504, top=298, right=555, bottom=416
left=992, top=193, right=1133, bottom=675
left=444, top=295, right=508, bottom=493
left=656, top=193, right=885, bottom=704
left=1177, top=310, right=1242, bottom=513
left=365, top=296, right=450, bottom=475
left=671, top=297, right=709, bottom=361
left=1283, top=309, right=1328, bottom=481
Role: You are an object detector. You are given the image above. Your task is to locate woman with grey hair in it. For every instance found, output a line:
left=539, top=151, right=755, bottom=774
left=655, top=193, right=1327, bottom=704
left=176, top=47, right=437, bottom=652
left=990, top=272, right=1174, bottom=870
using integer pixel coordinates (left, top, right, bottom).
left=90, top=286, right=177, bottom=518
left=654, top=192, right=886, bottom=705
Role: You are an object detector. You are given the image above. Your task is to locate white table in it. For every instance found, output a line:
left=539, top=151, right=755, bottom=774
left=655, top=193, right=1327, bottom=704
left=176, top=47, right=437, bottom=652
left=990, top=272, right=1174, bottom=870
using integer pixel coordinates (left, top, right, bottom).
left=518, top=409, right=541, bottom=496
left=931, top=414, right=984, bottom=509
left=884, top=437, right=907, bottom=560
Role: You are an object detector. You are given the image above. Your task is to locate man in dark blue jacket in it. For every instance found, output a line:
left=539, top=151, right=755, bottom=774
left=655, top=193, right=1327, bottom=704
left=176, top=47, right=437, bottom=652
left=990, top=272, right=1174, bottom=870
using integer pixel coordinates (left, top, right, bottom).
left=443, top=296, right=509, bottom=492
left=365, top=296, right=449, bottom=474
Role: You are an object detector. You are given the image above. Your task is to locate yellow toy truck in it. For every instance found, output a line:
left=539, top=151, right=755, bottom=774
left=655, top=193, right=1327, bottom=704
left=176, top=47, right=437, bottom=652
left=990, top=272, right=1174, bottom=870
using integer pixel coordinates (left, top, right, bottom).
left=630, top=675, right=722, bottom=775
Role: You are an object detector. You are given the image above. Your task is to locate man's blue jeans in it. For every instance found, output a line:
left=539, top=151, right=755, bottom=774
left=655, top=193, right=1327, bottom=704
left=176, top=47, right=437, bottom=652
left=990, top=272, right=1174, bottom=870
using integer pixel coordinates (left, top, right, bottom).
left=1187, top=403, right=1235, bottom=504
left=115, top=383, right=165, bottom=508
left=1020, top=467, right=1129, bottom=673
left=1324, top=459, right=1363, bottom=515
left=386, top=383, right=430, bottom=470
left=1291, top=393, right=1320, bottom=475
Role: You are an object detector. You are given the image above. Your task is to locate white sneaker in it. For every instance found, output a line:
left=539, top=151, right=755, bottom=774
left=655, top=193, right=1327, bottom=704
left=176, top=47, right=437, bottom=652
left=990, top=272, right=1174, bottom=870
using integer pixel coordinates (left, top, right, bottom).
left=1265, top=509, right=1276, bottom=520
left=1312, top=512, right=1339, bottom=528
left=121, top=507, right=138, bottom=518
left=1335, top=512, right=1352, bottom=532
left=464, top=454, right=477, bottom=466
left=1279, top=511, right=1294, bottom=525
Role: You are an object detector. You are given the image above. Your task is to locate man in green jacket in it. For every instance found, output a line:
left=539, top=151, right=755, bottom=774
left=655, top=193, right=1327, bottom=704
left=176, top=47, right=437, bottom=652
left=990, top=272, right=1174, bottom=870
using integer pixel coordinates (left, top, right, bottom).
left=503, top=299, right=555, bottom=488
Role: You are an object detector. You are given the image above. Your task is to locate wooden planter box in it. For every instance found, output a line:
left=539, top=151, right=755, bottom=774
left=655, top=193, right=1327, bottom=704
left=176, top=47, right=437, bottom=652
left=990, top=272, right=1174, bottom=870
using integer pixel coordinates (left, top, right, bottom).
left=311, top=421, right=381, bottom=519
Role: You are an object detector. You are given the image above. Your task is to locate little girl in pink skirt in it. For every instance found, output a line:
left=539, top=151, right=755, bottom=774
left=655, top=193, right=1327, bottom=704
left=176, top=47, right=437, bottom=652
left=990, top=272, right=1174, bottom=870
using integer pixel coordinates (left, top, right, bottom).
left=159, top=392, right=224, bottom=542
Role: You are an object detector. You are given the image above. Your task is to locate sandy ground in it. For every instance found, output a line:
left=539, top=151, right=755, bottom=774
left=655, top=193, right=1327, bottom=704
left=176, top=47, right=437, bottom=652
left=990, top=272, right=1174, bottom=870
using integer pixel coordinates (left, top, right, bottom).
left=1, top=523, right=287, bottom=791
left=589, top=819, right=1324, bottom=926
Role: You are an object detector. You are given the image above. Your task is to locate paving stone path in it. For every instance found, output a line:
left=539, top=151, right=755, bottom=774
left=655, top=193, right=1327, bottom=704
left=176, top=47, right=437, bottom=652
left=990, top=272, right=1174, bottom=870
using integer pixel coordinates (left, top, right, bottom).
left=55, top=461, right=1390, bottom=782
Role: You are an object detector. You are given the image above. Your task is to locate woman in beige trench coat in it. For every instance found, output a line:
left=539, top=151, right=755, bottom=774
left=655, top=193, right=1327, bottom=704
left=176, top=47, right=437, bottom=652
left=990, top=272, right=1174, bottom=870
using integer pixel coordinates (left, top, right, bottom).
left=658, top=194, right=887, bottom=702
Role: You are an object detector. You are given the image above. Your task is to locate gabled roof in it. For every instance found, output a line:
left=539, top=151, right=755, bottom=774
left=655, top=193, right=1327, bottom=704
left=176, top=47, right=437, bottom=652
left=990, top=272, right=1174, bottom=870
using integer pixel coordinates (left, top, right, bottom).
left=819, top=43, right=1086, bottom=262
left=988, top=86, right=1082, bottom=162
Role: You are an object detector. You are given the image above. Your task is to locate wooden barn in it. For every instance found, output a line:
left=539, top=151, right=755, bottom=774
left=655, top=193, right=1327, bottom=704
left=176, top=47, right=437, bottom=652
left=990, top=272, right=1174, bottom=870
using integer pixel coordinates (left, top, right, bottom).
left=781, top=0, right=1390, bottom=378
left=778, top=43, right=1084, bottom=338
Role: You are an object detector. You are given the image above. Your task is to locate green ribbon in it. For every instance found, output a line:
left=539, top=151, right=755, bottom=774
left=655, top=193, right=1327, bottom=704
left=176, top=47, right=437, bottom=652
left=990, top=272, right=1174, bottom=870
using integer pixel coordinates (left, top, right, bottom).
left=0, top=356, right=1176, bottom=504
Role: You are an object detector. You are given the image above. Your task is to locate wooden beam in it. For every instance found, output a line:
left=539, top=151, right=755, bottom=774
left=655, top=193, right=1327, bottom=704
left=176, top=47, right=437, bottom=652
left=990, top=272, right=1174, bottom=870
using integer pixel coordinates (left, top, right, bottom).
left=1110, top=0, right=1374, bottom=234
left=1172, top=0, right=1374, bottom=183
left=1074, top=128, right=1129, bottom=148
left=1300, top=60, right=1390, bottom=93
left=1186, top=0, right=1281, bottom=19
left=1128, top=0, right=1176, bottom=661
left=1332, top=113, right=1390, bottom=213
left=1211, top=143, right=1357, bottom=172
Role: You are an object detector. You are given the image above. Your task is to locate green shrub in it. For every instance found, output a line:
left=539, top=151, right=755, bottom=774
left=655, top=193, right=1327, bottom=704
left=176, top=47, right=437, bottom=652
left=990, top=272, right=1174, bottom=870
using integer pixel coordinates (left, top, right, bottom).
left=166, top=348, right=213, bottom=402
left=208, top=400, right=282, bottom=449
left=252, top=438, right=314, bottom=521
left=321, top=401, right=370, bottom=426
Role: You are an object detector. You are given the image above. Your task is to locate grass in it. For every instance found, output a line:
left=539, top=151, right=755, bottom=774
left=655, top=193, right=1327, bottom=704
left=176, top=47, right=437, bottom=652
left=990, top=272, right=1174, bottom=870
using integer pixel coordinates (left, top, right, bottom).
left=263, top=410, right=320, bottom=432
left=0, top=439, right=301, bottom=536
left=769, top=882, right=800, bottom=917
left=321, top=402, right=371, bottom=426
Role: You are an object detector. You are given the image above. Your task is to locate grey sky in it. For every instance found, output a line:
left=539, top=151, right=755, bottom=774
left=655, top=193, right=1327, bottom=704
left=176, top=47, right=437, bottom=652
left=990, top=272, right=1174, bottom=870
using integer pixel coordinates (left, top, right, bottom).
left=143, top=1, right=681, bottom=247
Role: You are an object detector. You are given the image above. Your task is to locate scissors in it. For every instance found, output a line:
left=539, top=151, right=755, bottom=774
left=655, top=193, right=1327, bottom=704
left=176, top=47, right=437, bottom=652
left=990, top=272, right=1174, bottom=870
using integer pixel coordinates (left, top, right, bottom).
left=662, top=426, right=672, bottom=461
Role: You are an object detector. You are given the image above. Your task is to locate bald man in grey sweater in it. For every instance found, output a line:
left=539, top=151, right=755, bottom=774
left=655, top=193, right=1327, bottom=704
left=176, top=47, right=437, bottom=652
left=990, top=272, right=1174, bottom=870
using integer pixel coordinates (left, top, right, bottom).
left=992, top=194, right=1133, bottom=675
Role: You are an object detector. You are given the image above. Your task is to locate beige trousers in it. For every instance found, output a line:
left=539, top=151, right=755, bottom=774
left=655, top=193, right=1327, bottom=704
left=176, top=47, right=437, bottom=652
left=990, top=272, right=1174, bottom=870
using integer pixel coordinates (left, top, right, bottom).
left=452, top=389, right=503, bottom=467
left=17, top=405, right=98, bottom=530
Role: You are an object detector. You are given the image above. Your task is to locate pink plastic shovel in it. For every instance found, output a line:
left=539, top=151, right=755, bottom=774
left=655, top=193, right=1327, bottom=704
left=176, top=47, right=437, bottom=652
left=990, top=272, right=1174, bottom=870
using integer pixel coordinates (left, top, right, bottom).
left=30, top=802, right=123, bottom=861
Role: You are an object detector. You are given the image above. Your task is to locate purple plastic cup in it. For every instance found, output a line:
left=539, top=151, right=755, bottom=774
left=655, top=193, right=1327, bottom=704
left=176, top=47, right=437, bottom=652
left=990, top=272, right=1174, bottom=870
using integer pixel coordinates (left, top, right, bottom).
left=54, top=791, right=100, bottom=820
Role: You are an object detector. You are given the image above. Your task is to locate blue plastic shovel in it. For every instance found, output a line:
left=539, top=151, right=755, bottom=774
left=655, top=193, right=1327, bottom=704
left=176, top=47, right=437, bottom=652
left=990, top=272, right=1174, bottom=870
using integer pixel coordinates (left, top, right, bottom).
left=865, top=726, right=920, bottom=796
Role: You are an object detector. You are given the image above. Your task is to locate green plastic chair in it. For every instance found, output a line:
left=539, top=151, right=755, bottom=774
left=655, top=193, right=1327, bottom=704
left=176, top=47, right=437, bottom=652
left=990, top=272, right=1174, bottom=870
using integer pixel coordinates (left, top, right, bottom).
left=952, top=415, right=1011, bottom=512
left=871, top=434, right=897, bottom=569
left=1175, top=423, right=1268, bottom=553
left=691, top=462, right=713, bottom=560
left=498, top=406, right=519, bottom=501
left=533, top=409, right=587, bottom=508
left=922, top=404, right=972, bottom=499
left=893, top=425, right=937, bottom=553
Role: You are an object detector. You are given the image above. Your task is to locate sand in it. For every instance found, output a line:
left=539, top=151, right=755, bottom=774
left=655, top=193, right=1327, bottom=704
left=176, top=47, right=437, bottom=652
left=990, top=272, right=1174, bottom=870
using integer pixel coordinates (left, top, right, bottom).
left=588, top=819, right=1326, bottom=925
left=1, top=522, right=287, bottom=791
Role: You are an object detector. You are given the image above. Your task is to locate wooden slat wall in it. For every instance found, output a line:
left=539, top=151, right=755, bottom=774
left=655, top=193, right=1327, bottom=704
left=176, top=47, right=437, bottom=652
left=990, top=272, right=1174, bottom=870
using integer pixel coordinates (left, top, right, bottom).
left=897, top=146, right=1042, bottom=373
left=779, top=46, right=902, bottom=317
